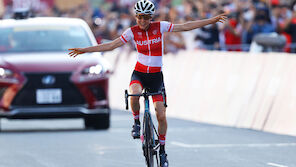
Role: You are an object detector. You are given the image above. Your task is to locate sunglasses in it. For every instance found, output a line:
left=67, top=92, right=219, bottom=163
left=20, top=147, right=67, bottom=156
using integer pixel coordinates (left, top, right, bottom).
left=136, top=14, right=152, bottom=20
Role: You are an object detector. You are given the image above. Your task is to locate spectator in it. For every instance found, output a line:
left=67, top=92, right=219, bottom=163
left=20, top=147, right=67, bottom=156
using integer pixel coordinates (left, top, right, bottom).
left=273, top=2, right=292, bottom=52
left=2, top=0, right=296, bottom=53
left=181, top=15, right=197, bottom=50
left=163, top=7, right=186, bottom=54
left=223, top=12, right=243, bottom=51
left=282, top=3, right=296, bottom=53
left=164, top=31, right=186, bottom=54
left=246, top=3, right=275, bottom=44
left=193, top=1, right=221, bottom=50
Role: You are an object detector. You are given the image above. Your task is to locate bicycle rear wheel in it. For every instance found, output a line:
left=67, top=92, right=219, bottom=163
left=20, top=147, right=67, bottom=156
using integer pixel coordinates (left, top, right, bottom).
left=143, top=114, right=156, bottom=167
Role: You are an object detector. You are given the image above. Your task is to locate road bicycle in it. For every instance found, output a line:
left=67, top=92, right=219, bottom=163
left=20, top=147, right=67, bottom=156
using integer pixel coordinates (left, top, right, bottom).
left=125, top=88, right=167, bottom=167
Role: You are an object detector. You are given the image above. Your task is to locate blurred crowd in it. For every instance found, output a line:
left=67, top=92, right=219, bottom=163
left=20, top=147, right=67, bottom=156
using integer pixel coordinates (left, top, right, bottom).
left=1, top=0, right=296, bottom=53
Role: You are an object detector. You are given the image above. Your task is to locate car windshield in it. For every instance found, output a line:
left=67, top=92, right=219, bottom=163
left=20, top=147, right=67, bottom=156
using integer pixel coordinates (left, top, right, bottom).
left=0, top=25, right=92, bottom=53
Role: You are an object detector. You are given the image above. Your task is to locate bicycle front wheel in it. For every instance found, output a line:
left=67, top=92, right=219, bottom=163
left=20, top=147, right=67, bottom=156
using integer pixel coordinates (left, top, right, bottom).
left=143, top=114, right=156, bottom=167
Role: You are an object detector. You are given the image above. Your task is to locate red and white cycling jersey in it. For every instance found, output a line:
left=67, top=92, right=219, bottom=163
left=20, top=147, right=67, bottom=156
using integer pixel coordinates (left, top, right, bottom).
left=120, top=21, right=174, bottom=73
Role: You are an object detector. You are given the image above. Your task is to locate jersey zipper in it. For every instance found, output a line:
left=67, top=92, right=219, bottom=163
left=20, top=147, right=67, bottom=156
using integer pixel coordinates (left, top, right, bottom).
left=145, top=31, right=151, bottom=73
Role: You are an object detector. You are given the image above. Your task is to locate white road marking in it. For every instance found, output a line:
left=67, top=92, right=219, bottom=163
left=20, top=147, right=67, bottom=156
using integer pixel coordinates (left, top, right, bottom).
left=267, top=162, right=288, bottom=167
left=171, top=141, right=296, bottom=148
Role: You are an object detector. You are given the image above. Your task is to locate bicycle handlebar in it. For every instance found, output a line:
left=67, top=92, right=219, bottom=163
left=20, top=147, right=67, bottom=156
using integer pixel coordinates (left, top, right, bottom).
left=124, top=88, right=167, bottom=110
left=125, top=90, right=129, bottom=110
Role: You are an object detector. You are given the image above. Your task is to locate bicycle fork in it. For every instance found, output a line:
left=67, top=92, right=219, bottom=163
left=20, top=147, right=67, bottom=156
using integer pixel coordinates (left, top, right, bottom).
left=142, top=96, right=161, bottom=166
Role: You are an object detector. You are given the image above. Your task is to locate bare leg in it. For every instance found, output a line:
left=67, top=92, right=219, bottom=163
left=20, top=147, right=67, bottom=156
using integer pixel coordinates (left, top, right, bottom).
left=155, top=101, right=169, bottom=166
left=129, top=83, right=143, bottom=139
left=154, top=101, right=167, bottom=140
left=129, top=83, right=142, bottom=117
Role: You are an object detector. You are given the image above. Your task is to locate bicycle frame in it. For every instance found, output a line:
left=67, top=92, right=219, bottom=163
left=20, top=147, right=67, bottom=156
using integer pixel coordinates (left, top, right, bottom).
left=125, top=88, right=167, bottom=167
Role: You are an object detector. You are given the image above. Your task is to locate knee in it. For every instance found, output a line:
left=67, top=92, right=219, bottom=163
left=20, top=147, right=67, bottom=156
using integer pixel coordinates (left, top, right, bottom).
left=156, top=108, right=166, bottom=122
left=129, top=83, right=142, bottom=94
left=129, top=83, right=142, bottom=103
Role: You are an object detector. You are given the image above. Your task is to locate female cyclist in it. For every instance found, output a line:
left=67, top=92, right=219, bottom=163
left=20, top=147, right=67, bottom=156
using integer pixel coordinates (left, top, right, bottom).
left=69, top=1, right=227, bottom=166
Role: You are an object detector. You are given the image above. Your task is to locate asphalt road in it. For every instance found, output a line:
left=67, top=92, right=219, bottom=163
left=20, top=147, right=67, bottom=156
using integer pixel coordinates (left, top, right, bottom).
left=0, top=109, right=295, bottom=167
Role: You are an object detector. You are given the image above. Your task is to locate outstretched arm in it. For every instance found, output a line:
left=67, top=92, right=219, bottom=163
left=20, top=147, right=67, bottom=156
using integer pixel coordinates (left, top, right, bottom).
left=69, top=38, right=125, bottom=58
left=173, top=13, right=228, bottom=32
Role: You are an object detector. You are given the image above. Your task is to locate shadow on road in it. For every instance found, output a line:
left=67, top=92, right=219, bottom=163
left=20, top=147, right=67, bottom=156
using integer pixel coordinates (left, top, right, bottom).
left=0, top=118, right=109, bottom=134
left=0, top=128, right=108, bottom=133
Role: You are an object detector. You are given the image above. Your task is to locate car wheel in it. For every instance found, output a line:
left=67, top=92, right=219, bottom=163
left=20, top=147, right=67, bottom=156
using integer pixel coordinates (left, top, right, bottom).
left=84, top=113, right=110, bottom=130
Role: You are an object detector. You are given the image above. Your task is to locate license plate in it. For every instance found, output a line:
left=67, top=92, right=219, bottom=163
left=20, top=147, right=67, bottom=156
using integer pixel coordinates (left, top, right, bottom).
left=36, top=88, right=62, bottom=104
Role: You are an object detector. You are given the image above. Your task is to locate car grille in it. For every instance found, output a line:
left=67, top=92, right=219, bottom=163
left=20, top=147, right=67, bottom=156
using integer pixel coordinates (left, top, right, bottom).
left=11, top=73, right=86, bottom=106
left=88, top=85, right=106, bottom=101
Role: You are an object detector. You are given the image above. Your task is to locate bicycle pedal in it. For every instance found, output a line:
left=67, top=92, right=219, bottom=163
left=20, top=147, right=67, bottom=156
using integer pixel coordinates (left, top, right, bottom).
left=133, top=136, right=140, bottom=139
left=155, top=139, right=159, bottom=144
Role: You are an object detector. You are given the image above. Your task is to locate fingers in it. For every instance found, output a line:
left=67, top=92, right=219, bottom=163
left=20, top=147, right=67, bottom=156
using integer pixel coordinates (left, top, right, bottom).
left=220, top=17, right=228, bottom=23
left=214, top=12, right=228, bottom=22
left=217, top=15, right=228, bottom=23
left=221, top=16, right=228, bottom=20
left=68, top=49, right=76, bottom=57
left=68, top=52, right=77, bottom=57
left=68, top=50, right=80, bottom=58
left=68, top=48, right=84, bottom=58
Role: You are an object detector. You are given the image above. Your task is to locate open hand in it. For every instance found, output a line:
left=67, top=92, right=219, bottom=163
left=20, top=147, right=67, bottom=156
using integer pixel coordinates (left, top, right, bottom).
left=213, top=12, right=228, bottom=24
left=68, top=48, right=85, bottom=58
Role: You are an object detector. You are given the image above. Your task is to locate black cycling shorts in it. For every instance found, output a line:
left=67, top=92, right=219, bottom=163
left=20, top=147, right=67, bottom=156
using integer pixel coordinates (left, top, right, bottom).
left=130, top=70, right=165, bottom=102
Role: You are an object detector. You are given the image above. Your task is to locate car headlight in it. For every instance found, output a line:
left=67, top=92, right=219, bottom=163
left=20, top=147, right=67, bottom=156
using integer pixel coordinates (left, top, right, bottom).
left=0, top=68, right=14, bottom=78
left=81, top=65, right=103, bottom=75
